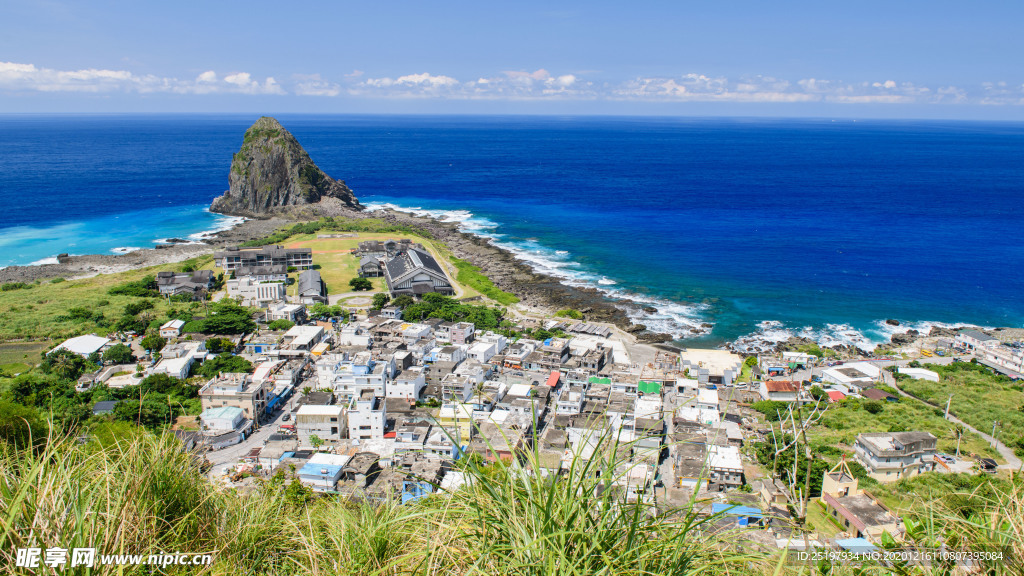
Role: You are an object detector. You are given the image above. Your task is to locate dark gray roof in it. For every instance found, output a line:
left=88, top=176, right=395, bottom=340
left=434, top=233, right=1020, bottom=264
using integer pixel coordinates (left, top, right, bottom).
left=234, top=264, right=287, bottom=276
left=959, top=329, right=998, bottom=341
left=360, top=256, right=380, bottom=267
left=384, top=248, right=447, bottom=281
left=92, top=400, right=118, bottom=415
left=298, top=269, right=324, bottom=296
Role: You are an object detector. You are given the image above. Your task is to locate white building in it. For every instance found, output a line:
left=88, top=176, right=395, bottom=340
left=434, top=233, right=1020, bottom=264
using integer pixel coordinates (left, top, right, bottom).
left=955, top=329, right=999, bottom=352
left=316, top=353, right=392, bottom=401
left=295, top=404, right=345, bottom=446
left=468, top=341, right=498, bottom=363
left=298, top=453, right=350, bottom=491
left=226, top=276, right=286, bottom=307
left=267, top=303, right=305, bottom=323
left=159, top=319, right=186, bottom=338
left=51, top=334, right=110, bottom=358
left=200, top=406, right=245, bottom=433
left=708, top=445, right=744, bottom=491
left=679, top=349, right=743, bottom=386
left=822, top=362, right=880, bottom=392
left=282, top=325, right=326, bottom=351
left=389, top=368, right=426, bottom=400
left=348, top=392, right=386, bottom=440
left=897, top=367, right=940, bottom=382
left=150, top=340, right=208, bottom=380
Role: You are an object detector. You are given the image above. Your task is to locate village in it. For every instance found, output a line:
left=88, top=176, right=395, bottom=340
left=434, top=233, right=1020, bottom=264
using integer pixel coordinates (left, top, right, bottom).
left=48, top=235, right=1024, bottom=559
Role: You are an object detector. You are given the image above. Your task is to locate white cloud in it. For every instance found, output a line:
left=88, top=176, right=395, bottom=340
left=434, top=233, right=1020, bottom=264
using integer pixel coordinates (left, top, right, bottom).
left=0, top=61, right=286, bottom=95
left=293, top=74, right=341, bottom=97
left=0, top=60, right=1019, bottom=107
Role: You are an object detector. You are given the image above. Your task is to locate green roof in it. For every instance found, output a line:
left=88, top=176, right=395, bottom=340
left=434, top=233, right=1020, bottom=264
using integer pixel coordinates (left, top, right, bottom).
left=201, top=406, right=244, bottom=420
left=638, top=381, right=662, bottom=394
left=588, top=376, right=611, bottom=385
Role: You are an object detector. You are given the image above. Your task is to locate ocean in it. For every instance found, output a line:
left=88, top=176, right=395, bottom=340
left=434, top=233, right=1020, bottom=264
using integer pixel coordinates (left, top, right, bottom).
left=1, top=114, right=1022, bottom=349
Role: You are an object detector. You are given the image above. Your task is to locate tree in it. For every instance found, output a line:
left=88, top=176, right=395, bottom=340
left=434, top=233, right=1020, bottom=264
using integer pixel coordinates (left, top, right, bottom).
left=371, top=293, right=391, bottom=310
left=0, top=399, right=48, bottom=449
left=309, top=435, right=323, bottom=449
left=863, top=401, right=884, bottom=415
left=45, top=349, right=87, bottom=381
left=349, top=277, right=373, bottom=291
left=102, top=343, right=133, bottom=365
left=196, top=353, right=253, bottom=378
left=391, top=294, right=414, bottom=309
left=268, top=319, right=295, bottom=331
left=205, top=337, right=233, bottom=354
left=952, top=424, right=965, bottom=457
left=744, top=356, right=759, bottom=368
left=808, top=385, right=827, bottom=402
left=140, top=334, right=167, bottom=353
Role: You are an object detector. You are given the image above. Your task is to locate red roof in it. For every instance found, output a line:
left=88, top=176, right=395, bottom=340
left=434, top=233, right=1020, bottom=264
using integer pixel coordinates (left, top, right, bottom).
left=546, top=371, right=561, bottom=387
left=827, top=391, right=846, bottom=402
left=383, top=431, right=396, bottom=439
left=765, top=381, right=799, bottom=393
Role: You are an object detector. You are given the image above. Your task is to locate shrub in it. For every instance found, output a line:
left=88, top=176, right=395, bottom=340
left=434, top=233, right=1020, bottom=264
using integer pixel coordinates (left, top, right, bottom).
left=1, top=282, right=31, bottom=291
left=348, top=277, right=373, bottom=291
left=371, top=293, right=390, bottom=310
left=123, top=300, right=155, bottom=316
left=140, top=334, right=167, bottom=353
left=268, top=319, right=295, bottom=331
left=750, top=400, right=790, bottom=421
left=102, top=343, right=133, bottom=365
left=108, top=276, right=158, bottom=297
left=195, top=353, right=252, bottom=378
left=49, top=277, right=65, bottom=284
left=555, top=309, right=583, bottom=320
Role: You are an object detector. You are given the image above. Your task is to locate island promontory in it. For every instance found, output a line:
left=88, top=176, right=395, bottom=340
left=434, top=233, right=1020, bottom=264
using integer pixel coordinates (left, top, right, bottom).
left=210, top=116, right=362, bottom=216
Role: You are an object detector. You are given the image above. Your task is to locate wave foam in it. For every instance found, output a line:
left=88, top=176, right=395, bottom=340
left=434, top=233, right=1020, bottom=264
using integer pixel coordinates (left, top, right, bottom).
left=364, top=200, right=711, bottom=338
left=28, top=256, right=60, bottom=266
left=111, top=246, right=143, bottom=254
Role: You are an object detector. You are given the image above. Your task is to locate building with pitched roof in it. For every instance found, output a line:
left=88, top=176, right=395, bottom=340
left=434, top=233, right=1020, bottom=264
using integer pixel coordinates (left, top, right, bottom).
left=383, top=247, right=454, bottom=297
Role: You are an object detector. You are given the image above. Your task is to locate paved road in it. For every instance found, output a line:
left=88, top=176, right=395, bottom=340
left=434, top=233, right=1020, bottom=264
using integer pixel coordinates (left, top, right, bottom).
left=205, top=401, right=296, bottom=475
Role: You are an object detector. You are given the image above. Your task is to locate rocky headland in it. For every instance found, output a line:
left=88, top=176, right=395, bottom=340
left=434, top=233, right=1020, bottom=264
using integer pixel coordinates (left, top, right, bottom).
left=209, top=117, right=362, bottom=217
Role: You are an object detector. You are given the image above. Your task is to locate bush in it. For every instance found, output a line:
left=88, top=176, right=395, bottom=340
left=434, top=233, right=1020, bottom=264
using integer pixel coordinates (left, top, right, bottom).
left=371, top=293, right=391, bottom=310
left=108, top=276, right=158, bottom=297
left=102, top=343, right=133, bottom=365
left=268, top=319, right=295, bottom=331
left=123, top=300, right=155, bottom=316
left=863, top=401, right=884, bottom=414
left=1, top=282, right=31, bottom=291
left=348, top=277, right=373, bottom=291
left=750, top=400, right=791, bottom=421
left=140, top=334, right=167, bottom=353
left=49, top=277, right=66, bottom=284
left=205, top=337, right=234, bottom=354
left=195, top=353, right=253, bottom=378
left=555, top=309, right=583, bottom=320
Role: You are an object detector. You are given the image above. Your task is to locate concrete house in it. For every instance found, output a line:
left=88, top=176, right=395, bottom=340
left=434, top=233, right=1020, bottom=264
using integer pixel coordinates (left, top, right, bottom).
left=199, top=373, right=270, bottom=424
left=155, top=270, right=215, bottom=300
left=854, top=431, right=937, bottom=482
left=348, top=391, right=386, bottom=440
left=159, top=319, right=186, bottom=338
left=295, top=404, right=345, bottom=446
left=226, top=276, right=286, bottom=307
left=298, top=453, right=350, bottom=491
left=214, top=245, right=313, bottom=272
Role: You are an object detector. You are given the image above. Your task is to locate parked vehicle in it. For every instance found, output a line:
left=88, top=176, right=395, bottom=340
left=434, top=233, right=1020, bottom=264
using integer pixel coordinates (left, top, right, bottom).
left=936, top=453, right=955, bottom=464
left=282, top=414, right=291, bottom=422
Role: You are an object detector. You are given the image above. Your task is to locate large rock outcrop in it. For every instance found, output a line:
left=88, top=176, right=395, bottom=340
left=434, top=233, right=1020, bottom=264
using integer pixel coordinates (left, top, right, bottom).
left=210, top=117, right=362, bottom=216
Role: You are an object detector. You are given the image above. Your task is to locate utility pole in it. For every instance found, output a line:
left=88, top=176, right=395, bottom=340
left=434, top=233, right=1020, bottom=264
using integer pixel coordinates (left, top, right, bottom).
left=944, top=394, right=952, bottom=419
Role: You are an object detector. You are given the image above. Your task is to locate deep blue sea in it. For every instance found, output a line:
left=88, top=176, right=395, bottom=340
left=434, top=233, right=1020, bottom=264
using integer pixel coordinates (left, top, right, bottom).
left=2, top=114, right=1022, bottom=349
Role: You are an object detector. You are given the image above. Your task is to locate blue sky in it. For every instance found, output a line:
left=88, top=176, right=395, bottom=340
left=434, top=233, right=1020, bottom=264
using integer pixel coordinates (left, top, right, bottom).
left=2, top=1, right=1023, bottom=118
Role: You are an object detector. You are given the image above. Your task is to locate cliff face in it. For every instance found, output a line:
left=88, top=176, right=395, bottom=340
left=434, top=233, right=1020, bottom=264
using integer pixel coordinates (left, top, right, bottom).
left=210, top=117, right=362, bottom=216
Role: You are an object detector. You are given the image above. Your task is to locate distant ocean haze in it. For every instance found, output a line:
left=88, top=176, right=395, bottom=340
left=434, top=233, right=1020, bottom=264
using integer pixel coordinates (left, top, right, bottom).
left=1, top=114, right=1021, bottom=348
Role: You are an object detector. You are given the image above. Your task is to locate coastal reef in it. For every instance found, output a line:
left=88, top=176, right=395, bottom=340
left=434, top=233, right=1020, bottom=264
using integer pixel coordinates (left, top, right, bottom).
left=210, top=117, right=362, bottom=216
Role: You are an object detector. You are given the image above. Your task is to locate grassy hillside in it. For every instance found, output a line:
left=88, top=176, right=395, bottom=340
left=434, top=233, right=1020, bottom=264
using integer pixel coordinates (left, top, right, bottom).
left=2, top=428, right=1021, bottom=575
left=901, top=361, right=1024, bottom=457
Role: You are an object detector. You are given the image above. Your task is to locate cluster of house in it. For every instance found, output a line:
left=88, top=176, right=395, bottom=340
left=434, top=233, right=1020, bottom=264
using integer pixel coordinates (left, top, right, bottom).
left=214, top=245, right=327, bottom=307
left=954, top=329, right=1023, bottom=376
left=355, top=239, right=454, bottom=297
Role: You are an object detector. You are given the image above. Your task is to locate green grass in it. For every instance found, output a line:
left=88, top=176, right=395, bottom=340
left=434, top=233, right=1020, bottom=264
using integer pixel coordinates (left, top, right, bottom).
left=0, top=363, right=31, bottom=376
left=900, top=361, right=1024, bottom=457
left=450, top=256, right=519, bottom=305
left=804, top=393, right=1002, bottom=463
left=0, top=256, right=213, bottom=341
left=0, top=341, right=49, bottom=366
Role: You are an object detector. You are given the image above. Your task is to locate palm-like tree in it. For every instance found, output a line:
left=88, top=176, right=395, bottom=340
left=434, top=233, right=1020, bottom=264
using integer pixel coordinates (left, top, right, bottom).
left=51, top=352, right=78, bottom=380
left=952, top=424, right=965, bottom=458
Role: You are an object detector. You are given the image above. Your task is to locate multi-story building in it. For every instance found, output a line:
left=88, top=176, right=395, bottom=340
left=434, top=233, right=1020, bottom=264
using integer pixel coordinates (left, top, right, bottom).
left=316, top=353, right=392, bottom=402
left=295, top=404, right=344, bottom=446
left=225, top=276, right=286, bottom=307
left=347, top=391, right=386, bottom=440
left=524, top=338, right=571, bottom=372
left=449, top=322, right=475, bottom=345
left=854, top=431, right=937, bottom=482
left=199, top=373, right=270, bottom=424
left=214, top=245, right=313, bottom=272
left=155, top=270, right=215, bottom=299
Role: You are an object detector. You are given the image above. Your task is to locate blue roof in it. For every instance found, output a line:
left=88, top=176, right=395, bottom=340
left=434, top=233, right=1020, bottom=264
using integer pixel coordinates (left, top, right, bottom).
left=711, top=503, right=763, bottom=517
left=298, top=462, right=343, bottom=478
left=836, top=538, right=876, bottom=553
